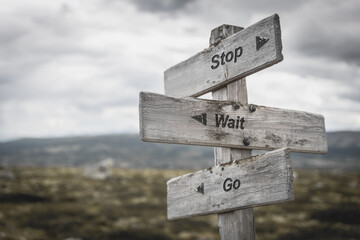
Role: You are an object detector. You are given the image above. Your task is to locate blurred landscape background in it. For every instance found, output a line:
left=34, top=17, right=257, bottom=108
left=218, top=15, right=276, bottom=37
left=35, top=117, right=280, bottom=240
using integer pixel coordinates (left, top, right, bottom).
left=0, top=131, right=360, bottom=170
left=0, top=132, right=359, bottom=240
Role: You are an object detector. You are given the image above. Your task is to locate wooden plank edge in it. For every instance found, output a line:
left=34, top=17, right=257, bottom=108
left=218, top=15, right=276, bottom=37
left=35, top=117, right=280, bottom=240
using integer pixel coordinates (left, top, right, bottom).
left=166, top=148, right=292, bottom=186
left=140, top=136, right=326, bottom=154
left=138, top=91, right=146, bottom=141
left=273, top=13, right=284, bottom=63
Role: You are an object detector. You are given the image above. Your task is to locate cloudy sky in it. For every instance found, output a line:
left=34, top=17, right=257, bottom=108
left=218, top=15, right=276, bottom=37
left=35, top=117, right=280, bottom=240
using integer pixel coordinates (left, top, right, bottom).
left=0, top=0, right=359, bottom=141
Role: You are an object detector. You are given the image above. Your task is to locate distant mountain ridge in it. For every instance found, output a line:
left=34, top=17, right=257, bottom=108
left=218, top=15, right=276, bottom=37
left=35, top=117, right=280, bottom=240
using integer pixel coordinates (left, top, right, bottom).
left=0, top=132, right=359, bottom=170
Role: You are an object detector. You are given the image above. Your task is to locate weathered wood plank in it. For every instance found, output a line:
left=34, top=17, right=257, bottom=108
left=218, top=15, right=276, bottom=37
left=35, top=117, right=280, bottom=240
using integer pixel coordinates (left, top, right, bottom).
left=164, top=14, right=283, bottom=98
left=167, top=148, right=294, bottom=220
left=139, top=91, right=328, bottom=154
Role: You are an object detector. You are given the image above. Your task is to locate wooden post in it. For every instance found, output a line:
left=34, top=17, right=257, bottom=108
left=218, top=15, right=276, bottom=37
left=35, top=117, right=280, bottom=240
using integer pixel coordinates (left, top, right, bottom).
left=211, top=25, right=256, bottom=240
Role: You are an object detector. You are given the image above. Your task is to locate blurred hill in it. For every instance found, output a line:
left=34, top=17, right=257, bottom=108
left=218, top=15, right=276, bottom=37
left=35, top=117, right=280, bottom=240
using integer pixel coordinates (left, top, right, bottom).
left=0, top=132, right=359, bottom=170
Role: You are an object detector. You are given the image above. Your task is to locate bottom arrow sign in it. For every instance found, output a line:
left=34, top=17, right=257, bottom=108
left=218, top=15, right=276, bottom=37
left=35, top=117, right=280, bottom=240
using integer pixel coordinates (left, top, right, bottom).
left=167, top=148, right=294, bottom=220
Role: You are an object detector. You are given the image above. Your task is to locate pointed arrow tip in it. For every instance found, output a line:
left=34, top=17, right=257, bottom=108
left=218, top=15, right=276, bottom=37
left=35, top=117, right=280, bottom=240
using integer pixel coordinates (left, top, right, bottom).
left=256, top=36, right=269, bottom=51
left=191, top=113, right=207, bottom=125
left=195, top=183, right=204, bottom=194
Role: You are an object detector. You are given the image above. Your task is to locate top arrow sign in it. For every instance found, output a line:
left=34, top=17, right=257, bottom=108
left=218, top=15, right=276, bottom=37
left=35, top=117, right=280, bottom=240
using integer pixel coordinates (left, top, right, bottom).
left=256, top=36, right=269, bottom=50
left=164, top=14, right=283, bottom=98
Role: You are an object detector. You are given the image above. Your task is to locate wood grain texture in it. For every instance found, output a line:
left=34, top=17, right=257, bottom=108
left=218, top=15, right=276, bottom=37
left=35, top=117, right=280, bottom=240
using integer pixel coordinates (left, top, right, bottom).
left=213, top=80, right=255, bottom=240
left=209, top=25, right=244, bottom=47
left=167, top=148, right=294, bottom=220
left=139, top=91, right=327, bottom=154
left=218, top=209, right=255, bottom=240
left=164, top=14, right=283, bottom=98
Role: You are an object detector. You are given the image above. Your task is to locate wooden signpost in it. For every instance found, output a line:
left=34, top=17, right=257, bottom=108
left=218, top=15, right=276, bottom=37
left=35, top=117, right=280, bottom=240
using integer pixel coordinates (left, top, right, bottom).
left=140, top=92, right=327, bottom=154
left=139, top=14, right=327, bottom=240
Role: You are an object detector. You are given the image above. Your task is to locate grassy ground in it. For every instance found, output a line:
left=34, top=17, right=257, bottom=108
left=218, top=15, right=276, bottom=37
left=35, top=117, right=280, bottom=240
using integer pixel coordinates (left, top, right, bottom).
left=0, top=167, right=359, bottom=240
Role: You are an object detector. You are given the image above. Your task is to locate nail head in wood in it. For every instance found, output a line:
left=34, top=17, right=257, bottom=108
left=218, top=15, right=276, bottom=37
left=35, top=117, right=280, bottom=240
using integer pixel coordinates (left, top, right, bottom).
left=243, top=138, right=250, bottom=146
left=249, top=104, right=256, bottom=112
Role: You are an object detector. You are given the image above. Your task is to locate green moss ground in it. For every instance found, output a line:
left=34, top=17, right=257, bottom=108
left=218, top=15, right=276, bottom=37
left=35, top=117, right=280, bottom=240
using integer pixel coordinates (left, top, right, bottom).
left=0, top=167, right=359, bottom=240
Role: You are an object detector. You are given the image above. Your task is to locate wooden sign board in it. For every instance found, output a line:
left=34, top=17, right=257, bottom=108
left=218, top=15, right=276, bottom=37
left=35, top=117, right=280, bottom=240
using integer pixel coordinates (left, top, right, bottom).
left=139, top=92, right=328, bottom=154
left=164, top=14, right=283, bottom=98
left=167, top=148, right=294, bottom=220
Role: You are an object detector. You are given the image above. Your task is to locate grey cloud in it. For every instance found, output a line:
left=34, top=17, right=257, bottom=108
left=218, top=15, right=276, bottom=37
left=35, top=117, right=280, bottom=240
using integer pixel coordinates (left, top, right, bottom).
left=340, top=89, right=360, bottom=104
left=295, top=26, right=360, bottom=65
left=288, top=2, right=360, bottom=65
left=240, top=0, right=310, bottom=12
left=0, top=3, right=97, bottom=56
left=127, top=0, right=195, bottom=14
left=76, top=97, right=139, bottom=112
left=278, top=57, right=359, bottom=83
left=0, top=24, right=28, bottom=45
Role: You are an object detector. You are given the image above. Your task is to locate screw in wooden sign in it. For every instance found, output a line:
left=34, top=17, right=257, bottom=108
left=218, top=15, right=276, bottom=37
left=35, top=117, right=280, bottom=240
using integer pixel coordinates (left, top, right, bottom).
left=139, top=13, right=327, bottom=240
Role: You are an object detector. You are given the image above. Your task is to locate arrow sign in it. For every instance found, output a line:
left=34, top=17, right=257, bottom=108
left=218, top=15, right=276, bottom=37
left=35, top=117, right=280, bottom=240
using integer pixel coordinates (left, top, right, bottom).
left=164, top=14, right=283, bottom=98
left=139, top=92, right=327, bottom=154
left=192, top=113, right=207, bottom=125
left=167, top=148, right=294, bottom=220
left=256, top=36, right=269, bottom=50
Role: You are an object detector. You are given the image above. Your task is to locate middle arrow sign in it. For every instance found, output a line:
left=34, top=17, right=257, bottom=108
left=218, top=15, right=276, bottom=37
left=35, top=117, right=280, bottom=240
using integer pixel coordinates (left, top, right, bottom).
left=139, top=91, right=327, bottom=154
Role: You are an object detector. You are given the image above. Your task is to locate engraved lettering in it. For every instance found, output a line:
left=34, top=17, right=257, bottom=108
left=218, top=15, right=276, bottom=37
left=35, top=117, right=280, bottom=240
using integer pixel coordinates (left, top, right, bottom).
left=236, top=116, right=240, bottom=129
left=233, top=179, right=241, bottom=189
left=223, top=178, right=241, bottom=192
left=234, top=47, right=243, bottom=63
left=210, top=46, right=243, bottom=69
left=240, top=117, right=245, bottom=129
left=211, top=55, right=220, bottom=69
left=225, top=51, right=234, bottom=62
left=227, top=119, right=235, bottom=128
left=215, top=114, right=229, bottom=127
left=221, top=52, right=226, bottom=65
left=215, top=114, right=245, bottom=130
left=223, top=178, right=232, bottom=192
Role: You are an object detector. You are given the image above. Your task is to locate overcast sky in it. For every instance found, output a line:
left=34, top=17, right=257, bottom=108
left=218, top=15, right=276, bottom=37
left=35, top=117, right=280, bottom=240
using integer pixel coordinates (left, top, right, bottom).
left=1, top=0, right=359, bottom=141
